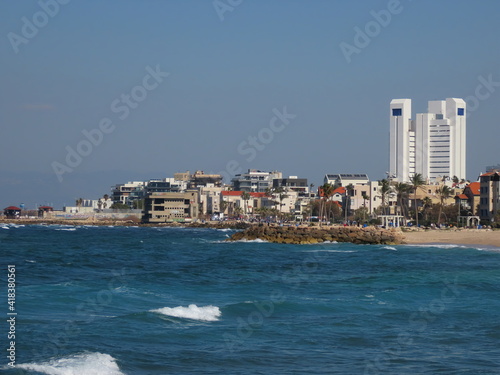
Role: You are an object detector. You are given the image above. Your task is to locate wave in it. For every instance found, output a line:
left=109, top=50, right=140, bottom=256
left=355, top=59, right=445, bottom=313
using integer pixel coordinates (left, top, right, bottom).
left=16, top=352, right=125, bottom=375
left=405, top=243, right=467, bottom=249
left=55, top=228, right=77, bottom=231
left=232, top=238, right=269, bottom=243
left=382, top=246, right=397, bottom=251
left=150, top=304, right=221, bottom=321
left=303, top=249, right=357, bottom=253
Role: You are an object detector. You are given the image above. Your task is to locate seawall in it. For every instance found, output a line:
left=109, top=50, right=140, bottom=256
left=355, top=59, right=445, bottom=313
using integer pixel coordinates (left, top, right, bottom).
left=228, top=225, right=405, bottom=245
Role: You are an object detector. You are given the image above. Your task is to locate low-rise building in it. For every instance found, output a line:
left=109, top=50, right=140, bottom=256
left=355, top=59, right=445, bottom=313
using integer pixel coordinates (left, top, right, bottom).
left=273, top=176, right=308, bottom=195
left=324, top=173, right=369, bottom=187
left=461, top=182, right=480, bottom=215
left=3, top=206, right=21, bottom=219
left=112, top=181, right=146, bottom=205
left=38, top=206, right=53, bottom=218
left=479, top=171, right=500, bottom=222
left=142, top=191, right=199, bottom=223
left=221, top=191, right=268, bottom=216
left=232, top=169, right=282, bottom=192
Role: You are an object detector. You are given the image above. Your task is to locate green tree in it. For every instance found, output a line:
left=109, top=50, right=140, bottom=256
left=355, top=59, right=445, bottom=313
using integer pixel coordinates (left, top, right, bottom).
left=344, top=184, right=355, bottom=222
left=394, top=182, right=411, bottom=218
left=378, top=179, right=392, bottom=216
left=110, top=202, right=129, bottom=210
left=219, top=200, right=228, bottom=215
left=354, top=207, right=369, bottom=223
left=409, top=173, right=425, bottom=226
left=241, top=191, right=251, bottom=216
left=319, top=183, right=335, bottom=225
left=266, top=186, right=288, bottom=219
left=422, top=196, right=433, bottom=223
left=436, top=185, right=453, bottom=225
left=133, top=199, right=144, bottom=210
left=361, top=191, right=369, bottom=221
left=233, top=206, right=243, bottom=217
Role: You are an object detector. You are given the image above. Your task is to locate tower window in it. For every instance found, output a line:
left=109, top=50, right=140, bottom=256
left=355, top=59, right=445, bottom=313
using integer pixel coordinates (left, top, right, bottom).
left=457, top=108, right=465, bottom=116
left=392, top=108, right=402, bottom=116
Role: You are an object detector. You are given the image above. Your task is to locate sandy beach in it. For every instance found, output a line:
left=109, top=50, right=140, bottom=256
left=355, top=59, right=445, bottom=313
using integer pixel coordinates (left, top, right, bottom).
left=403, top=229, right=500, bottom=247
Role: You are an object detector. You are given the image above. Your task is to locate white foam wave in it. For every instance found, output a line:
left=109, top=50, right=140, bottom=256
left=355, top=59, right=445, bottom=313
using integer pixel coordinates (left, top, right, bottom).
left=382, top=246, right=397, bottom=251
left=233, top=238, right=269, bottom=243
left=404, top=243, right=469, bottom=249
left=151, top=304, right=221, bottom=321
left=303, top=249, right=357, bottom=253
left=16, top=352, right=124, bottom=375
left=55, top=228, right=77, bottom=231
left=215, top=228, right=233, bottom=232
left=4, top=223, right=24, bottom=228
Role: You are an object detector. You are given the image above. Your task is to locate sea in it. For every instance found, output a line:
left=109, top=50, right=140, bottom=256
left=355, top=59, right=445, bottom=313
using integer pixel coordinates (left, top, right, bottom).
left=1, top=224, right=500, bottom=375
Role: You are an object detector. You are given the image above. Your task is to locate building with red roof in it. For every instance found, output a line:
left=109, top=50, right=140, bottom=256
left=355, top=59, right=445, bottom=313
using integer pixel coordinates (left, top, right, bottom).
left=4, top=206, right=21, bottom=219
left=458, top=182, right=481, bottom=216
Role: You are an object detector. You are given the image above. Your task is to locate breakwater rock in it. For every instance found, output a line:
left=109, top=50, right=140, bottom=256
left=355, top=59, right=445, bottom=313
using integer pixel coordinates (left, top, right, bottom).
left=228, top=225, right=405, bottom=245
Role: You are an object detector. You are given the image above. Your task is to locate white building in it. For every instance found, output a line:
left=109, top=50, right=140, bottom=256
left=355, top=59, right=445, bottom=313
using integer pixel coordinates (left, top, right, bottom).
left=231, top=169, right=282, bottom=192
left=390, top=98, right=466, bottom=182
left=324, top=174, right=369, bottom=187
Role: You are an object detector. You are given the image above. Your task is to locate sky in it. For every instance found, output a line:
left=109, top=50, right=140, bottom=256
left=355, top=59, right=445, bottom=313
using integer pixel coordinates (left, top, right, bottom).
left=1, top=0, right=500, bottom=209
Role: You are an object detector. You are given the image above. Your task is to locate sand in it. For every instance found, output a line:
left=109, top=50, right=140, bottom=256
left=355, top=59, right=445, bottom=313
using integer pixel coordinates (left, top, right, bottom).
left=403, top=229, right=500, bottom=247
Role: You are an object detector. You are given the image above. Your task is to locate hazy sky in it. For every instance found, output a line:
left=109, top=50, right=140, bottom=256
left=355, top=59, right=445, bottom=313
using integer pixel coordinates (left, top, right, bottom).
left=1, top=0, right=500, bottom=209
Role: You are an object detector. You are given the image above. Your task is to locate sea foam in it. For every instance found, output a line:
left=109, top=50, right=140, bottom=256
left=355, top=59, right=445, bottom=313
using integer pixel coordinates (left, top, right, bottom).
left=16, top=352, right=124, bottom=375
left=151, top=304, right=221, bottom=321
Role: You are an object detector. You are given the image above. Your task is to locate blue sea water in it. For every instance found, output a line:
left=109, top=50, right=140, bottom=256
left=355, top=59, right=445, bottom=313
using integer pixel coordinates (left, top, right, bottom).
left=1, top=224, right=500, bottom=374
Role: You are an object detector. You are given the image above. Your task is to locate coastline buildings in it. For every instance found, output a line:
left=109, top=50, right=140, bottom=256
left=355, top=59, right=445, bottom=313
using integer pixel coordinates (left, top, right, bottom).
left=390, top=98, right=466, bottom=182
left=142, top=191, right=199, bottom=223
left=231, top=169, right=282, bottom=192
left=479, top=171, right=500, bottom=222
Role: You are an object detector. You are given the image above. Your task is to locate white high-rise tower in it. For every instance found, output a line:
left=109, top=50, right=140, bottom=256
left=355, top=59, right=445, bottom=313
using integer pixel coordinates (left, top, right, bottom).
left=390, top=98, right=466, bottom=182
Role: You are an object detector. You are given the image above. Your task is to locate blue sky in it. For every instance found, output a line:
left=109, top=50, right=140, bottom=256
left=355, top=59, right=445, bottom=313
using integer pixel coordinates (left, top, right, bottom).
left=1, top=0, right=500, bottom=208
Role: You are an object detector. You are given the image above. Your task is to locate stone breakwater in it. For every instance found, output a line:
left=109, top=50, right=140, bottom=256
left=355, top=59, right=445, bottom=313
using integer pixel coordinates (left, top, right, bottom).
left=228, top=225, right=405, bottom=245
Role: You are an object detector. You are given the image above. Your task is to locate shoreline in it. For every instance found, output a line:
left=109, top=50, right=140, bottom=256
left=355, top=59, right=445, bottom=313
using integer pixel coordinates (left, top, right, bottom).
left=2, top=219, right=499, bottom=247
left=402, top=229, right=500, bottom=248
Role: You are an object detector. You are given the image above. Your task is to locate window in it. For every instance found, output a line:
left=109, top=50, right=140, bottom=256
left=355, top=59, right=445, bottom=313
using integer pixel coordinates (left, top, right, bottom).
left=457, top=108, right=465, bottom=116
left=392, top=108, right=402, bottom=116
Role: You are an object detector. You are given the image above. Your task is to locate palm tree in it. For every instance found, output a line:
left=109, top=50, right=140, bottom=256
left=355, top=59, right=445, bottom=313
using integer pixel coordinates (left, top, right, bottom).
left=241, top=191, right=251, bottom=217
left=234, top=206, right=243, bottom=218
left=361, top=191, right=369, bottom=221
left=436, top=185, right=453, bottom=225
left=265, top=187, right=286, bottom=220
left=277, top=188, right=288, bottom=215
left=378, top=179, right=392, bottom=216
left=219, top=200, right=228, bottom=215
left=310, top=183, right=315, bottom=198
left=394, top=182, right=411, bottom=218
left=319, top=183, right=334, bottom=225
left=255, top=206, right=269, bottom=219
left=452, top=176, right=459, bottom=185
left=344, top=184, right=355, bottom=222
left=409, top=173, right=425, bottom=226
left=422, top=196, right=433, bottom=223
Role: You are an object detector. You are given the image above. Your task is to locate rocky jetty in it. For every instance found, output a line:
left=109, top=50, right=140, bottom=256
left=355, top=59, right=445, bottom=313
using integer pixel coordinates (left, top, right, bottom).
left=228, top=225, right=405, bottom=245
